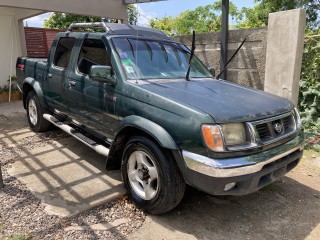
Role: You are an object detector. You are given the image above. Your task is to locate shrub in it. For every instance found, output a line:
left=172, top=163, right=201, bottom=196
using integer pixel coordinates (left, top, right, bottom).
left=298, top=30, right=320, bottom=151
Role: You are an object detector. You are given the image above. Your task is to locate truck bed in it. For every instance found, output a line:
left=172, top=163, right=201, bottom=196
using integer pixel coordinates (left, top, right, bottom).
left=16, top=57, right=48, bottom=91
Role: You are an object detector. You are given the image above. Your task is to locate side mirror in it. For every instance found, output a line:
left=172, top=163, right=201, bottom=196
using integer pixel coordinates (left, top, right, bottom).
left=208, top=67, right=215, bottom=77
left=89, top=65, right=117, bottom=86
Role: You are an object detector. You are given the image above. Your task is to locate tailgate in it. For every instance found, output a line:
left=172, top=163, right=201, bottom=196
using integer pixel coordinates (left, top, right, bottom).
left=16, top=57, right=47, bottom=91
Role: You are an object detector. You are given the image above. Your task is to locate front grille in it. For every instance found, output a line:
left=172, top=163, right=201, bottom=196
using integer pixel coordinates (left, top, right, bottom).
left=254, top=113, right=296, bottom=144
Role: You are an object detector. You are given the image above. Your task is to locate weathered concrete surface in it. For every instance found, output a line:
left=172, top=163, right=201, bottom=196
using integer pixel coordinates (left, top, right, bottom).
left=7, top=134, right=125, bottom=217
left=2, top=101, right=125, bottom=218
left=129, top=161, right=320, bottom=240
left=264, top=9, right=306, bottom=106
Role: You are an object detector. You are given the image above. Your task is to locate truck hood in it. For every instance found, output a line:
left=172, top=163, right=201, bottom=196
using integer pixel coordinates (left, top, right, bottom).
left=137, top=78, right=294, bottom=123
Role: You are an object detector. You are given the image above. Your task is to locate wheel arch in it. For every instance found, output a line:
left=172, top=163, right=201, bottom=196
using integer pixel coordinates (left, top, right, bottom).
left=106, top=115, right=179, bottom=170
left=22, top=78, right=46, bottom=110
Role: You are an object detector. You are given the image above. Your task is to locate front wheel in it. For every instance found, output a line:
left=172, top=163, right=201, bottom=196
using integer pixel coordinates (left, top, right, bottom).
left=121, top=136, right=185, bottom=215
left=26, top=91, right=51, bottom=132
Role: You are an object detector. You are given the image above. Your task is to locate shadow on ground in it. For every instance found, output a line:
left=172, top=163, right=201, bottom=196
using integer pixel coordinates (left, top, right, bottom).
left=130, top=174, right=320, bottom=240
left=3, top=129, right=124, bottom=217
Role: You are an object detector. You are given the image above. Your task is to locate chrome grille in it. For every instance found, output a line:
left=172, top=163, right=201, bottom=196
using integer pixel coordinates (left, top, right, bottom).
left=253, top=112, right=296, bottom=144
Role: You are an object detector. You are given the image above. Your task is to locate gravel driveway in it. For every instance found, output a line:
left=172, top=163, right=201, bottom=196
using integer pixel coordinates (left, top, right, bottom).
left=0, top=101, right=145, bottom=240
left=1, top=101, right=319, bottom=240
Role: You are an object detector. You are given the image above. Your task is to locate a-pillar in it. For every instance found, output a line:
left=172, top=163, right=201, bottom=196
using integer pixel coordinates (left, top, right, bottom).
left=264, top=9, right=306, bottom=106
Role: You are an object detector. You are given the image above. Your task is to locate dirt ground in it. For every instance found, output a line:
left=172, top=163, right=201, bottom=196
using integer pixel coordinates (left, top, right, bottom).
left=1, top=101, right=320, bottom=240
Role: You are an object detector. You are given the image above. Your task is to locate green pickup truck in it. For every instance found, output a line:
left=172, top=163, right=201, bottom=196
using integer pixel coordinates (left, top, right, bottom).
left=16, top=22, right=304, bottom=214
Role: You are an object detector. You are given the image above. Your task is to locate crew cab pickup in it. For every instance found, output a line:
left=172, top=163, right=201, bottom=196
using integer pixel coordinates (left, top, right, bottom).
left=16, top=22, right=304, bottom=214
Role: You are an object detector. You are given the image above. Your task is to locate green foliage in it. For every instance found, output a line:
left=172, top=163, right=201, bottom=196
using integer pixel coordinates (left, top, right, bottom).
left=237, top=0, right=320, bottom=29
left=149, top=1, right=239, bottom=36
left=0, top=76, right=18, bottom=93
left=149, top=16, right=176, bottom=36
left=128, top=4, right=138, bottom=25
left=44, top=14, right=101, bottom=29
left=9, top=234, right=32, bottom=240
left=44, top=5, right=138, bottom=29
left=299, top=30, right=320, bottom=151
left=235, top=3, right=271, bottom=28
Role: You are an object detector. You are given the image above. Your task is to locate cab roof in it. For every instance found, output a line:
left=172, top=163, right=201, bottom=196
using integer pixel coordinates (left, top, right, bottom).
left=67, top=22, right=171, bottom=41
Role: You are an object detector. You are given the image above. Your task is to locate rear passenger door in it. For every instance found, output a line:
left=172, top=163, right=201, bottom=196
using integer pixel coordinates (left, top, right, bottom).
left=43, top=37, right=75, bottom=114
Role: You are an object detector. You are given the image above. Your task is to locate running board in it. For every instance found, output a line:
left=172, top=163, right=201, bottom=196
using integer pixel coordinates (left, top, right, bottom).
left=43, top=114, right=110, bottom=157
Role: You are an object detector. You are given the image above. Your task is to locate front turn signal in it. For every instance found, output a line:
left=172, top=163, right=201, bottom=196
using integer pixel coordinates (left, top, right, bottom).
left=201, top=125, right=224, bottom=152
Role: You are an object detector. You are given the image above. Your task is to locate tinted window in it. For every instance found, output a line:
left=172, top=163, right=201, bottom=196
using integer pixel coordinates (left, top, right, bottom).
left=53, top=37, right=75, bottom=69
left=77, top=39, right=110, bottom=75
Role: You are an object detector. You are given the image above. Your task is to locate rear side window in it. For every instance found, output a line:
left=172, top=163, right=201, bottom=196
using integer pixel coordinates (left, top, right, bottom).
left=77, top=39, right=111, bottom=75
left=53, top=37, right=75, bottom=69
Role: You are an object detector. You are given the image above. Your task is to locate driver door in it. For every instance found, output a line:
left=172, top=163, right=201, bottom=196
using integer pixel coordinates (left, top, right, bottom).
left=68, top=37, right=118, bottom=139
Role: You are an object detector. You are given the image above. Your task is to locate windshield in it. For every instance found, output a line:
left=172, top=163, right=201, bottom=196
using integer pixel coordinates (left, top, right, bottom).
left=112, top=38, right=212, bottom=80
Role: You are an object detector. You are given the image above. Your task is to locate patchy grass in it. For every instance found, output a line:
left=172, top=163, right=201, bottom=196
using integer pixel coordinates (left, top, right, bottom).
left=0, top=222, right=5, bottom=229
left=9, top=234, right=33, bottom=240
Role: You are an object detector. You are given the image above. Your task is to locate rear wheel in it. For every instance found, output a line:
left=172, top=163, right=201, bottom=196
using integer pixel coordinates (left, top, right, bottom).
left=122, top=136, right=185, bottom=214
left=26, top=91, right=51, bottom=132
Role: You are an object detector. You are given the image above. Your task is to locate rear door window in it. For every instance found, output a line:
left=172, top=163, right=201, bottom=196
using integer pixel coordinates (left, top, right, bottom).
left=53, top=37, right=76, bottom=69
left=77, top=39, right=111, bottom=75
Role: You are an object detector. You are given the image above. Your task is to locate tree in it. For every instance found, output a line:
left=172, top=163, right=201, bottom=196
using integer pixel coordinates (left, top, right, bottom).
left=149, top=1, right=239, bottom=36
left=44, top=14, right=101, bottom=29
left=149, top=17, right=176, bottom=36
left=128, top=4, right=138, bottom=25
left=44, top=4, right=138, bottom=29
left=236, top=0, right=320, bottom=29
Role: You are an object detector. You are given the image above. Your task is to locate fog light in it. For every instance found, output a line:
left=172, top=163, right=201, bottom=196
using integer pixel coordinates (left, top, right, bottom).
left=224, top=182, right=236, bottom=191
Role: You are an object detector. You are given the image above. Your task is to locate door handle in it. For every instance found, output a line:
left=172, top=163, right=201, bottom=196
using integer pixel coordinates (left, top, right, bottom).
left=69, top=81, right=76, bottom=87
left=47, top=73, right=52, bottom=78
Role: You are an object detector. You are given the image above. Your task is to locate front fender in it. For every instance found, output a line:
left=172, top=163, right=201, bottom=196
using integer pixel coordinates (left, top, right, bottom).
left=22, top=78, right=46, bottom=109
left=117, top=115, right=178, bottom=150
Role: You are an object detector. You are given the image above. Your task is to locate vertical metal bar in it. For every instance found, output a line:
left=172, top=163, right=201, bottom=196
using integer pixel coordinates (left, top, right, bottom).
left=0, top=164, right=4, bottom=189
left=220, top=0, right=229, bottom=80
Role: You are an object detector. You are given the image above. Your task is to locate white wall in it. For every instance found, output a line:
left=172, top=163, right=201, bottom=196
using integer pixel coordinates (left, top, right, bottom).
left=0, top=14, right=19, bottom=87
left=0, top=7, right=49, bottom=87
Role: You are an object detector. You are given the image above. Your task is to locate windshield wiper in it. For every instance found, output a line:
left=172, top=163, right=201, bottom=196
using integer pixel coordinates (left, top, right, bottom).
left=217, top=37, right=247, bottom=79
left=186, top=30, right=196, bottom=81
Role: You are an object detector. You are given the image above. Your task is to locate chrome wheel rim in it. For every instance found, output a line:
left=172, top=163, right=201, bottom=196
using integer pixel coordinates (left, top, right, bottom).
left=28, top=99, right=38, bottom=126
left=127, top=150, right=159, bottom=200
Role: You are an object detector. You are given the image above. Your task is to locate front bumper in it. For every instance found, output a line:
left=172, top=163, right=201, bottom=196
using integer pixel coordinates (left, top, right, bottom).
left=177, top=132, right=304, bottom=195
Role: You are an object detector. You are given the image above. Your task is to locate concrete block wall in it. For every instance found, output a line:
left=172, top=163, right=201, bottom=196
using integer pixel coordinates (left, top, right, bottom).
left=174, top=27, right=268, bottom=90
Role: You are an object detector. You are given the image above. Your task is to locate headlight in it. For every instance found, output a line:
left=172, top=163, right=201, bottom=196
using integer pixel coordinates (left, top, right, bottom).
left=201, top=123, right=247, bottom=152
left=221, top=123, right=246, bottom=146
left=201, top=125, right=224, bottom=152
left=294, top=108, right=302, bottom=129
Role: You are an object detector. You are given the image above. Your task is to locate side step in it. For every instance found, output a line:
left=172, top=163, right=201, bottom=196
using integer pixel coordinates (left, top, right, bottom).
left=43, top=114, right=110, bottom=157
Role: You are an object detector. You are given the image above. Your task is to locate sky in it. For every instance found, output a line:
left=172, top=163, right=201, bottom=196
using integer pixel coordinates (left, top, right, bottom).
left=25, top=0, right=256, bottom=27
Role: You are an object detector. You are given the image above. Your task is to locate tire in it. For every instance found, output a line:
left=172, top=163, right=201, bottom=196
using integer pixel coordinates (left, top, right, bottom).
left=121, top=136, right=186, bottom=215
left=26, top=91, right=51, bottom=132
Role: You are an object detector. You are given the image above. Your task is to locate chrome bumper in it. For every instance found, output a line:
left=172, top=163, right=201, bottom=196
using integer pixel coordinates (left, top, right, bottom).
left=182, top=133, right=304, bottom=178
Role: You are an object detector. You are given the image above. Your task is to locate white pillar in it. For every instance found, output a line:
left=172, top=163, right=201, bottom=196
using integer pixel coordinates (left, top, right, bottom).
left=264, top=9, right=306, bottom=106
